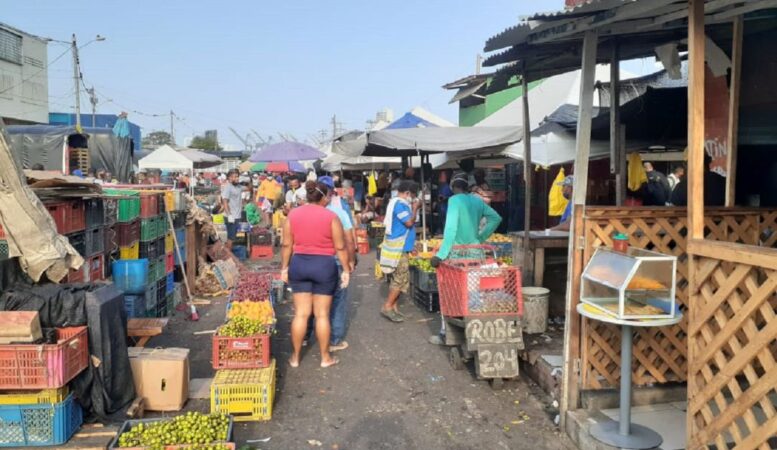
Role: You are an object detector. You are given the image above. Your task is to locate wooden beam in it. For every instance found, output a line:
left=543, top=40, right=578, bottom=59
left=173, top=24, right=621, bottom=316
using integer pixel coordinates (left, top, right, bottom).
left=521, top=68, right=532, bottom=277
left=688, top=0, right=706, bottom=240
left=561, top=29, right=597, bottom=427
left=688, top=239, right=777, bottom=271
left=617, top=125, right=627, bottom=205
left=725, top=16, right=743, bottom=207
left=609, top=41, right=622, bottom=205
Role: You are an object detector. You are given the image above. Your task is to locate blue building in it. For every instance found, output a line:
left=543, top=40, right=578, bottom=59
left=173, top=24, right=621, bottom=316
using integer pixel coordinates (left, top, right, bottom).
left=49, top=112, right=141, bottom=150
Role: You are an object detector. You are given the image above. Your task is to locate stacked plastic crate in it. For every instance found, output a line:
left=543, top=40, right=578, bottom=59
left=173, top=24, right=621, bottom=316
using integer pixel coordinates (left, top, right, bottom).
left=210, top=272, right=277, bottom=422
left=0, top=325, right=89, bottom=447
left=45, top=200, right=87, bottom=282
left=165, top=190, right=187, bottom=313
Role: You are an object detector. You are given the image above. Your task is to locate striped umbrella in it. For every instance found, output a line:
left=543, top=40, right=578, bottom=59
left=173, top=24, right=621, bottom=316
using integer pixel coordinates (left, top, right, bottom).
left=249, top=161, right=305, bottom=173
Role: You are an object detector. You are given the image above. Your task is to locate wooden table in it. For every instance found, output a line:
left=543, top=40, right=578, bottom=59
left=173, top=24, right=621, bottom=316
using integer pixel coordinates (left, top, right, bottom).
left=127, top=318, right=169, bottom=347
left=510, top=230, right=570, bottom=287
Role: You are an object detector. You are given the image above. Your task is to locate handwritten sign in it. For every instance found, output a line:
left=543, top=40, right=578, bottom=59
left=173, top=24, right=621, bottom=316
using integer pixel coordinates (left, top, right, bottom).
left=476, top=345, right=519, bottom=378
left=465, top=317, right=523, bottom=347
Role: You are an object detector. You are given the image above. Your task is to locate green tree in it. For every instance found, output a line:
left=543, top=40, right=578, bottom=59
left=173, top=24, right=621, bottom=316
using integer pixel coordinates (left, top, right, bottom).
left=141, top=130, right=174, bottom=148
left=189, top=135, right=222, bottom=152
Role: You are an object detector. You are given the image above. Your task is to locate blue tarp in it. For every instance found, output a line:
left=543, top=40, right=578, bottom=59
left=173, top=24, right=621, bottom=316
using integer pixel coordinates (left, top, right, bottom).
left=385, top=112, right=440, bottom=129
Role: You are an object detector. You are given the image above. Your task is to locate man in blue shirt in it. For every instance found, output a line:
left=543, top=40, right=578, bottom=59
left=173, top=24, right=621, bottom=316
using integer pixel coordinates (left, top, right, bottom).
left=303, top=176, right=355, bottom=352
left=552, top=175, right=574, bottom=231
left=381, top=181, right=420, bottom=323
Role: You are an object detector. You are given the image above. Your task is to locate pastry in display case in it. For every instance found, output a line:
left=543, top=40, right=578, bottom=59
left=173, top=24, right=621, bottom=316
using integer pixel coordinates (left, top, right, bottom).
left=580, top=247, right=677, bottom=320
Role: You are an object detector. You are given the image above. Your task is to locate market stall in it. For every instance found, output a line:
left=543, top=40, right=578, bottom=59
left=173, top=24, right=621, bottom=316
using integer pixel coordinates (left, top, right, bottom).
left=481, top=1, right=777, bottom=448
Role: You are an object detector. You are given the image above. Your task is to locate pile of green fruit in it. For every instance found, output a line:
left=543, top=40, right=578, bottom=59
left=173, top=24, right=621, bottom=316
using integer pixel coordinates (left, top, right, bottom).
left=117, top=412, right=230, bottom=448
left=220, top=316, right=266, bottom=337
left=409, top=257, right=436, bottom=273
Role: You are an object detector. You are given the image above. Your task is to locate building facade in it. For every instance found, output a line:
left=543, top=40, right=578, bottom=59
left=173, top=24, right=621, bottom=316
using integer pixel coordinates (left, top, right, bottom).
left=0, top=23, right=48, bottom=124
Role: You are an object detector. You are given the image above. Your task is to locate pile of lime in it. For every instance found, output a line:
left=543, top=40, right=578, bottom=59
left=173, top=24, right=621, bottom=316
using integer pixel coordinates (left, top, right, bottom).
left=220, top=316, right=265, bottom=337
left=117, top=412, right=230, bottom=448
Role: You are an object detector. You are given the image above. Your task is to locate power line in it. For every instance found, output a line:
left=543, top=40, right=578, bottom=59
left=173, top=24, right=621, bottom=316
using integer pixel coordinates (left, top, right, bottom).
left=0, top=46, right=72, bottom=95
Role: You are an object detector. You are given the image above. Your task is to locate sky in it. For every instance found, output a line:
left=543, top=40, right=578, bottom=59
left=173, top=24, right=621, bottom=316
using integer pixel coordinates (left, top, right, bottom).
left=3, top=1, right=656, bottom=150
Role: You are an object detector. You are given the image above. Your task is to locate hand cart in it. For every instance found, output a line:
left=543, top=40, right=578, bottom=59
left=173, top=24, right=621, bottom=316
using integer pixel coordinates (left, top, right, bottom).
left=437, top=245, right=524, bottom=389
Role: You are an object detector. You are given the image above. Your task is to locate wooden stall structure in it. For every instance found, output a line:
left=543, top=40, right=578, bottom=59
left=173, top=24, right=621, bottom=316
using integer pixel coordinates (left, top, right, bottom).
left=481, top=1, right=777, bottom=448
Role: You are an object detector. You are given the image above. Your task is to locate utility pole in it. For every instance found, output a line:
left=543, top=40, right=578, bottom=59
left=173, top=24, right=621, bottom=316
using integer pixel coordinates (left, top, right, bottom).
left=331, top=114, right=337, bottom=141
left=72, top=34, right=82, bottom=131
left=87, top=87, right=97, bottom=127
left=476, top=53, right=483, bottom=75
left=170, top=110, right=176, bottom=145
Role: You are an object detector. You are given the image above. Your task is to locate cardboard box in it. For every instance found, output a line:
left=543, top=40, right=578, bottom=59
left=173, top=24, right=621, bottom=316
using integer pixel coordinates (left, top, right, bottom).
left=0, top=311, right=42, bottom=344
left=128, top=347, right=190, bottom=411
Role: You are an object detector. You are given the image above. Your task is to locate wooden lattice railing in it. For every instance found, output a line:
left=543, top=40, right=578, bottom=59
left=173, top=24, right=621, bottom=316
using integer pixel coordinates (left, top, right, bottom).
left=687, top=240, right=777, bottom=449
left=578, top=207, right=777, bottom=389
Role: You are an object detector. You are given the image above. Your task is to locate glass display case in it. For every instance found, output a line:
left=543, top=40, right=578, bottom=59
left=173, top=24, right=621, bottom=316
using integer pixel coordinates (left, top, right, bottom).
left=581, top=247, right=677, bottom=320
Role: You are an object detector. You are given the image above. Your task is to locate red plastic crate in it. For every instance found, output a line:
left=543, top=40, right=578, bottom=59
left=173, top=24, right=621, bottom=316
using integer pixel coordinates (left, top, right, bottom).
left=45, top=200, right=85, bottom=234
left=357, top=241, right=369, bottom=255
left=66, top=264, right=85, bottom=283
left=139, top=193, right=158, bottom=219
left=115, top=220, right=140, bottom=247
left=250, top=245, right=273, bottom=260
left=0, top=327, right=89, bottom=389
left=165, top=252, right=174, bottom=273
left=87, top=254, right=104, bottom=281
left=437, top=245, right=523, bottom=317
left=212, top=331, right=271, bottom=369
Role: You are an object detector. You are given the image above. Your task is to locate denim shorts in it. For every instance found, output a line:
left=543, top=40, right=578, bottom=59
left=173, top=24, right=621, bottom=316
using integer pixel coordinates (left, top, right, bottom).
left=289, top=254, right=338, bottom=295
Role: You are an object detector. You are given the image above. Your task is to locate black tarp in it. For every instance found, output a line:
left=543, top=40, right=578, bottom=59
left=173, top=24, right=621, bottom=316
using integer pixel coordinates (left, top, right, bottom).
left=5, top=125, right=133, bottom=182
left=0, top=282, right=135, bottom=419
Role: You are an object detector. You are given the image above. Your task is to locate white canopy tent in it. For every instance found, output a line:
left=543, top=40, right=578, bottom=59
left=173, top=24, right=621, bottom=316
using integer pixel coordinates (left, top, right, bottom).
left=138, top=145, right=222, bottom=171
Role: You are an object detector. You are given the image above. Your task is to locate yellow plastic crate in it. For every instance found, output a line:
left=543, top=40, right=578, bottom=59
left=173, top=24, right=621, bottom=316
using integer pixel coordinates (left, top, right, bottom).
left=212, top=214, right=225, bottom=225
left=119, top=241, right=140, bottom=259
left=210, top=359, right=275, bottom=422
left=165, top=232, right=174, bottom=254
left=164, top=191, right=175, bottom=212
left=0, top=386, right=68, bottom=405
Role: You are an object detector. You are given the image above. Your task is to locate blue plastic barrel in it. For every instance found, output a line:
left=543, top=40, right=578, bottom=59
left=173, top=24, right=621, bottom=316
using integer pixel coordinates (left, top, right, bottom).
left=112, top=259, right=149, bottom=294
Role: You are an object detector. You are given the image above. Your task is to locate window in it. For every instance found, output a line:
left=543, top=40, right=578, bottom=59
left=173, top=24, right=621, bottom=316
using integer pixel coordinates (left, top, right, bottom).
left=0, top=29, right=22, bottom=65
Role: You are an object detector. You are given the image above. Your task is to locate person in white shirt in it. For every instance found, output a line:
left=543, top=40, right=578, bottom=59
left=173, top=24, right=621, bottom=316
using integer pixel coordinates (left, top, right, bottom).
left=668, top=165, right=684, bottom=191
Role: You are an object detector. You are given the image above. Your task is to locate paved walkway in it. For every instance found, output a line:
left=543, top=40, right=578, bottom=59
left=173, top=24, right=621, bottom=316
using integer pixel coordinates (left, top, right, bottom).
left=153, top=253, right=571, bottom=449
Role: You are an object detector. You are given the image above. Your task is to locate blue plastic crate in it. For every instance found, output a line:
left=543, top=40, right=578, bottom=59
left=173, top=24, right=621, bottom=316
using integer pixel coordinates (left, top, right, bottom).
left=124, top=294, right=146, bottom=318
left=166, top=273, right=174, bottom=295
left=112, top=259, right=149, bottom=294
left=232, top=245, right=247, bottom=261
left=0, top=393, right=82, bottom=447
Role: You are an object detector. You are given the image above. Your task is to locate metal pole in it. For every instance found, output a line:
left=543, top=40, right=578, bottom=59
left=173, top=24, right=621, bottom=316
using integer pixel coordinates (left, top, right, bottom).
left=170, top=110, right=176, bottom=145
left=417, top=144, right=427, bottom=251
left=619, top=324, right=633, bottom=435
left=72, top=34, right=81, bottom=130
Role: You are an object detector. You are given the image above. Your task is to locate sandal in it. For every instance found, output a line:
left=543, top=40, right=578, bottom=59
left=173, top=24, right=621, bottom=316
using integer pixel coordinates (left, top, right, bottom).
left=381, top=309, right=404, bottom=323
left=320, top=357, right=340, bottom=368
left=288, top=358, right=300, bottom=368
left=329, top=341, right=349, bottom=352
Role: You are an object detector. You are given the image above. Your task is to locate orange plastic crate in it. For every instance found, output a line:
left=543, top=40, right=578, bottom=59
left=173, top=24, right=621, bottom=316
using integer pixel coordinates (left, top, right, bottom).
left=212, top=331, right=271, bottom=370
left=0, top=327, right=89, bottom=389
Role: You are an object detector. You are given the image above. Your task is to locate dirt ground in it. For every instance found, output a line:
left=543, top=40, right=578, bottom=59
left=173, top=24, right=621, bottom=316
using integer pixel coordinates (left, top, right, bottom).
left=150, top=253, right=574, bottom=450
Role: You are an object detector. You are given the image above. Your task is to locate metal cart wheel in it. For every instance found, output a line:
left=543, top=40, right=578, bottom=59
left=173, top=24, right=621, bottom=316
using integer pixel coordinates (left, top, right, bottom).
left=489, top=378, right=505, bottom=390
left=449, top=346, right=465, bottom=371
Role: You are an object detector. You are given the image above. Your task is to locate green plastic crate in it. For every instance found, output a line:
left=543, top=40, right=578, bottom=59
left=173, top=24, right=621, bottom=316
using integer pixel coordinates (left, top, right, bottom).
left=156, top=255, right=166, bottom=280
left=147, top=259, right=158, bottom=284
left=157, top=215, right=168, bottom=238
left=105, top=189, right=140, bottom=223
left=140, top=218, right=156, bottom=242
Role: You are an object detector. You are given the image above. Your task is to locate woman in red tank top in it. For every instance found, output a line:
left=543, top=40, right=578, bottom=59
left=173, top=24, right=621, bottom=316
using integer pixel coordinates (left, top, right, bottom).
left=281, top=181, right=350, bottom=368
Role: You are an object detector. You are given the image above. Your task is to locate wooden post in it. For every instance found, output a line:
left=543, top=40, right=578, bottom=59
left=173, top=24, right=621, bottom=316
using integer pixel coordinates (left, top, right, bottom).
left=725, top=16, right=743, bottom=207
left=521, top=70, right=533, bottom=277
left=618, top=125, right=627, bottom=203
left=688, top=0, right=706, bottom=240
left=561, top=29, right=597, bottom=426
left=609, top=41, right=623, bottom=206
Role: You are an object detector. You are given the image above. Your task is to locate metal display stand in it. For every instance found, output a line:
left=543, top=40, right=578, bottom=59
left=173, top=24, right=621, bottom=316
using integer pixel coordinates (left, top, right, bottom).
left=577, top=303, right=682, bottom=449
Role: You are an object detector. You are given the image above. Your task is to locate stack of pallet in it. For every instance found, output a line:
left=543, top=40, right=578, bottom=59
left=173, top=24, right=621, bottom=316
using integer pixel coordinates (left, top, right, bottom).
left=0, top=312, right=88, bottom=447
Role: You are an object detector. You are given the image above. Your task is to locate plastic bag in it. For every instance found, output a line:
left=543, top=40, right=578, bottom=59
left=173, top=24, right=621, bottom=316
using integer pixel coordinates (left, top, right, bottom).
left=548, top=168, right=569, bottom=217
left=367, top=171, right=378, bottom=196
left=628, top=153, right=648, bottom=192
